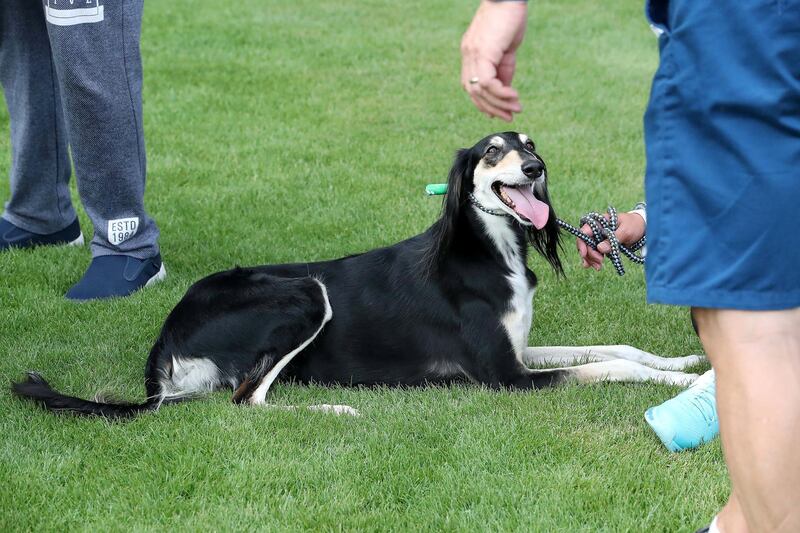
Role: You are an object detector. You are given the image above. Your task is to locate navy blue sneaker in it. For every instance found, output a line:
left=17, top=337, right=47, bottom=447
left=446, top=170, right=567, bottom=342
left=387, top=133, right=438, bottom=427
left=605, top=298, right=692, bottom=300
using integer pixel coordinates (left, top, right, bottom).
left=65, top=254, right=166, bottom=301
left=1, top=218, right=84, bottom=251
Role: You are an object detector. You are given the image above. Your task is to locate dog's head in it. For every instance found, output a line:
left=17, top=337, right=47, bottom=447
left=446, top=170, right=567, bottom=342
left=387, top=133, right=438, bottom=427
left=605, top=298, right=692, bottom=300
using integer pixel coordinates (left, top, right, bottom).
left=434, top=132, right=562, bottom=273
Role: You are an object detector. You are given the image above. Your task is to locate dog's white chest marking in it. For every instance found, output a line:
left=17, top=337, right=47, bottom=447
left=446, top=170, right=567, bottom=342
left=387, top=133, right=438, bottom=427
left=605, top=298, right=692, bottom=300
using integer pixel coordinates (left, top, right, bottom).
left=502, top=270, right=535, bottom=360
left=477, top=211, right=536, bottom=361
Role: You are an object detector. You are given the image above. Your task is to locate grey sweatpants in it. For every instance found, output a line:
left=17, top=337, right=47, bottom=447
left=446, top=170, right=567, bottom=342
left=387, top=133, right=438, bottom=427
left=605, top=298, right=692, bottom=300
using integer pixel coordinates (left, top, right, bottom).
left=0, top=0, right=159, bottom=259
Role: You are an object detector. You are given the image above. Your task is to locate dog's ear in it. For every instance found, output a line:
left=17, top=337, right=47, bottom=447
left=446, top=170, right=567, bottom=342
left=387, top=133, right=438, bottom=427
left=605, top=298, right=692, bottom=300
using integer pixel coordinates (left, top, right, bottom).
left=425, top=148, right=472, bottom=272
left=527, top=189, right=564, bottom=276
left=442, top=148, right=471, bottom=224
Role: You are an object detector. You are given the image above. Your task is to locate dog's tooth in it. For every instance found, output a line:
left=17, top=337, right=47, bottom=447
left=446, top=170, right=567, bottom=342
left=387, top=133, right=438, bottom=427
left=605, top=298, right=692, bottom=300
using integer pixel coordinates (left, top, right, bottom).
left=498, top=189, right=516, bottom=209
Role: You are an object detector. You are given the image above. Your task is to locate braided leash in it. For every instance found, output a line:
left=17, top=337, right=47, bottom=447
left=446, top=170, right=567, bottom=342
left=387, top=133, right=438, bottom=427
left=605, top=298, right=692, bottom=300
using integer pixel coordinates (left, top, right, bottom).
left=556, top=206, right=645, bottom=276
left=457, top=192, right=645, bottom=276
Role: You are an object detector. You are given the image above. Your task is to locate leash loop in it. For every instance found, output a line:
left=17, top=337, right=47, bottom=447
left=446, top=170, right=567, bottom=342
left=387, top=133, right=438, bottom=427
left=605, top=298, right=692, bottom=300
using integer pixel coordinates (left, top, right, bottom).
left=555, top=205, right=645, bottom=276
left=463, top=192, right=644, bottom=276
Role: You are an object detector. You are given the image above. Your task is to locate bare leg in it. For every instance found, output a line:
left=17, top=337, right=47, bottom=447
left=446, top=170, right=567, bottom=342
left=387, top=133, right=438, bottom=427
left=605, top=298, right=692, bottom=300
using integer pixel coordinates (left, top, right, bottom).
left=524, top=345, right=705, bottom=371
left=694, top=307, right=800, bottom=533
left=718, top=489, right=749, bottom=533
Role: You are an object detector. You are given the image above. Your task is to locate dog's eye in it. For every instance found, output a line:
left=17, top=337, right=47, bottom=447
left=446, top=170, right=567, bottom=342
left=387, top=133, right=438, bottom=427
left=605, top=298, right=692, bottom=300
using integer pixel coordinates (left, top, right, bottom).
left=525, top=140, right=535, bottom=152
left=486, top=146, right=499, bottom=155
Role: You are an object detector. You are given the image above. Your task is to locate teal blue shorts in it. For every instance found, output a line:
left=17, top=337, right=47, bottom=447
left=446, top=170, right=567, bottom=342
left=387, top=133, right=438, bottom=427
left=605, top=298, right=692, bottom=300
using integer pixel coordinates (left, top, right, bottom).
left=643, top=0, right=800, bottom=310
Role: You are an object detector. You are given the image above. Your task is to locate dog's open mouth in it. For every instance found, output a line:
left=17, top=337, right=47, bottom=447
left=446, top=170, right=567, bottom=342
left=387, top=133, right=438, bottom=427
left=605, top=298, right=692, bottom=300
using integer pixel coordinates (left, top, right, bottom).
left=491, top=182, right=550, bottom=230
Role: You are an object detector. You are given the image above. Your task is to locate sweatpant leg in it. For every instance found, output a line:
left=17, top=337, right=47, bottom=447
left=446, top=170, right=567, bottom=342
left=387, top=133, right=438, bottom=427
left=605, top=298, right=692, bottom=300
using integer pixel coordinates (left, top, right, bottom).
left=0, top=0, right=75, bottom=234
left=43, top=0, right=159, bottom=259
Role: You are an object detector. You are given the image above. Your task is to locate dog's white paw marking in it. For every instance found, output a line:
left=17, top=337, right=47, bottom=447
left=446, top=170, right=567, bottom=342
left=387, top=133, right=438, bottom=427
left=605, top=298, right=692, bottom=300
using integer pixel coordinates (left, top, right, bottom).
left=308, top=404, right=360, bottom=417
left=661, top=371, right=700, bottom=387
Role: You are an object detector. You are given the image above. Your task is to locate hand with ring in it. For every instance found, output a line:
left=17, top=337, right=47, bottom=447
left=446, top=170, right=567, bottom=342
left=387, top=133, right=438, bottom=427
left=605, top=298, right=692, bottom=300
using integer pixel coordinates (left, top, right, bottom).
left=460, top=0, right=527, bottom=121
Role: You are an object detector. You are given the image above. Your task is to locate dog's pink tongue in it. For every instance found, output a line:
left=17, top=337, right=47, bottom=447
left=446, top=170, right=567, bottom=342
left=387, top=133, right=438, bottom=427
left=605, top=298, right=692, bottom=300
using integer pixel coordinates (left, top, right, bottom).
left=502, top=186, right=549, bottom=229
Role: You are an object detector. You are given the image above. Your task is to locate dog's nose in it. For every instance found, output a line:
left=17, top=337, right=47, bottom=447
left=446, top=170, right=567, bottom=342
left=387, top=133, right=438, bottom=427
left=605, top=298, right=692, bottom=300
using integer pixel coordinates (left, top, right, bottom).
left=521, top=160, right=544, bottom=179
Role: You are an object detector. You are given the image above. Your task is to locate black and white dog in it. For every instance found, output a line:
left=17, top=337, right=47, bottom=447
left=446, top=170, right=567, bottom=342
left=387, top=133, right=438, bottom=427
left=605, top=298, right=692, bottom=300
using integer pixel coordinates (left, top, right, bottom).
left=13, top=132, right=702, bottom=418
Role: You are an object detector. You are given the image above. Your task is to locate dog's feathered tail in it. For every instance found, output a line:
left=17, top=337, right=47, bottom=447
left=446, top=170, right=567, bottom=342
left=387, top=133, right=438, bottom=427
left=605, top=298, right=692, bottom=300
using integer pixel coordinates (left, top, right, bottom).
left=11, top=372, right=160, bottom=419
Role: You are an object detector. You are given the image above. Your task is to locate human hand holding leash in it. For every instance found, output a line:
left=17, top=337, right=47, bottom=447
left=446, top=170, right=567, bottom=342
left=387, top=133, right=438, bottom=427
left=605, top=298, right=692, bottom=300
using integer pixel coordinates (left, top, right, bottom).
left=577, top=211, right=646, bottom=270
left=460, top=0, right=527, bottom=121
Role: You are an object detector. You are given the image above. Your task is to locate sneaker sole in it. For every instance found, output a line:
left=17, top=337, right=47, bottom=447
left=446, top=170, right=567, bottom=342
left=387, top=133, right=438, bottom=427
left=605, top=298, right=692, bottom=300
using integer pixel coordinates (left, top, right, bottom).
left=67, top=233, right=85, bottom=247
left=145, top=263, right=167, bottom=288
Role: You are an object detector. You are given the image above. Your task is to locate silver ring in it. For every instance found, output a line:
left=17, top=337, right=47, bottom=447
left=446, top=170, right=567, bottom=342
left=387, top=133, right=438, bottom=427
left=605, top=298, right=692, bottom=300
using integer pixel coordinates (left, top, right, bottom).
left=468, top=77, right=479, bottom=85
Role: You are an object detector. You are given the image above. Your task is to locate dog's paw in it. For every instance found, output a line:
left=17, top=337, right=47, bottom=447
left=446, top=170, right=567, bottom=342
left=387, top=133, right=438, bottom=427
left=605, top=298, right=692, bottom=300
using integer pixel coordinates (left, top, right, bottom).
left=308, top=404, right=360, bottom=417
left=661, top=371, right=700, bottom=387
left=649, top=354, right=707, bottom=371
left=667, top=354, right=707, bottom=371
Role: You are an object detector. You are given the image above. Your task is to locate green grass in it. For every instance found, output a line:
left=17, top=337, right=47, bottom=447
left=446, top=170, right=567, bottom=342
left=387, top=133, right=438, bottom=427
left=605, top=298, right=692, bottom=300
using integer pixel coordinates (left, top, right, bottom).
left=0, top=1, right=726, bottom=531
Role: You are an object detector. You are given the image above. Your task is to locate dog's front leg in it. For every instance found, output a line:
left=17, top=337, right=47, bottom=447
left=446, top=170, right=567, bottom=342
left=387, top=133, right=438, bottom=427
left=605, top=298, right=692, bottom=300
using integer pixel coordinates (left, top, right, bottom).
left=551, top=360, right=699, bottom=386
left=468, top=357, right=572, bottom=390
left=486, top=359, right=698, bottom=389
left=497, top=361, right=697, bottom=389
left=523, top=346, right=705, bottom=371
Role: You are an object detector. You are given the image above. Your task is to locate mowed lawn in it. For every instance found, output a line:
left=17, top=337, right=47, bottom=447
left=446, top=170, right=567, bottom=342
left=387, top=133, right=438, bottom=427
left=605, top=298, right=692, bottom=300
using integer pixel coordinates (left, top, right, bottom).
left=0, top=1, right=725, bottom=531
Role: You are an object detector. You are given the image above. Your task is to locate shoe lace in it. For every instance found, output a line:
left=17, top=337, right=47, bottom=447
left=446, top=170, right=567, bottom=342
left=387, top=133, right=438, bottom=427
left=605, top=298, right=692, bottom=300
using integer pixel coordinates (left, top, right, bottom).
left=684, top=382, right=717, bottom=425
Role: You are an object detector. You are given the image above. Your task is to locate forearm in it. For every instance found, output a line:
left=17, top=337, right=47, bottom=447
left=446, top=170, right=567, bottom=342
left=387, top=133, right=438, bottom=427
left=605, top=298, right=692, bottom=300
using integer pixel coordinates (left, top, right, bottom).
left=460, top=0, right=528, bottom=120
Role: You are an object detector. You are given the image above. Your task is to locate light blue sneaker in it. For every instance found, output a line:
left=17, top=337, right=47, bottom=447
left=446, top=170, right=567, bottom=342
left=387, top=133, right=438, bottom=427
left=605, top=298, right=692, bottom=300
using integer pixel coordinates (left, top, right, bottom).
left=645, top=369, right=719, bottom=452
